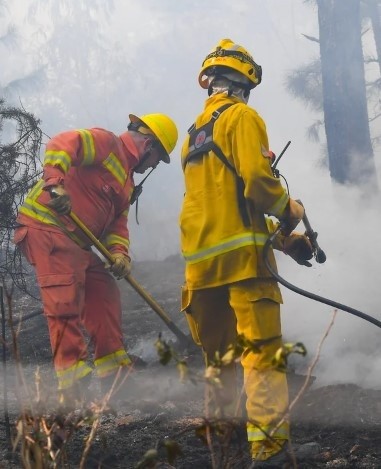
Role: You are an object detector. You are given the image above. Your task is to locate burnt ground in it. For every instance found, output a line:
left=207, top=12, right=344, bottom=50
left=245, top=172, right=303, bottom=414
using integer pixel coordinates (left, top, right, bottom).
left=1, top=254, right=381, bottom=468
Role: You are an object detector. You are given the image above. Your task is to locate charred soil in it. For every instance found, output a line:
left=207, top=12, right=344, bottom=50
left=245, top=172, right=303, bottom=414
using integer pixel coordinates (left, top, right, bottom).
left=1, top=255, right=380, bottom=468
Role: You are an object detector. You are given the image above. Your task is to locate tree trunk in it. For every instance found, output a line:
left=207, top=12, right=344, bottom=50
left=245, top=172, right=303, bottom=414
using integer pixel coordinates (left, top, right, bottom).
left=365, top=0, right=381, bottom=76
left=317, top=0, right=378, bottom=191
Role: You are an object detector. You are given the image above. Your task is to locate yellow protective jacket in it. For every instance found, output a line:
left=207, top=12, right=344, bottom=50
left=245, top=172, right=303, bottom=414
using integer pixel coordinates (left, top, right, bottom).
left=179, top=94, right=289, bottom=290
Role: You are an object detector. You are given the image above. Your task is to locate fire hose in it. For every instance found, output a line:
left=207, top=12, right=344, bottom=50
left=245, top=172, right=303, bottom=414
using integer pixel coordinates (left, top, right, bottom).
left=263, top=202, right=381, bottom=329
left=267, top=141, right=381, bottom=329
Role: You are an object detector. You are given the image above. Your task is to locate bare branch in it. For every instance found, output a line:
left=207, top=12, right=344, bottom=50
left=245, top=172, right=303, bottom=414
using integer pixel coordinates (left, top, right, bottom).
left=0, top=99, right=43, bottom=291
left=369, top=111, right=381, bottom=122
left=301, top=33, right=320, bottom=44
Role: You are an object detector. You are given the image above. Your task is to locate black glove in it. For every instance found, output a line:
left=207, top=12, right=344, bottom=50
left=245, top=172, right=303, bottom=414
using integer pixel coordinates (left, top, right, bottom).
left=47, top=185, right=71, bottom=215
left=283, top=233, right=313, bottom=267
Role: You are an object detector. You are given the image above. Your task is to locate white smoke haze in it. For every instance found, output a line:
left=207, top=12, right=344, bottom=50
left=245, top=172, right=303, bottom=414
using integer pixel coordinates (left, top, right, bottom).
left=1, top=0, right=381, bottom=390
left=0, top=363, right=201, bottom=412
left=281, top=179, right=381, bottom=390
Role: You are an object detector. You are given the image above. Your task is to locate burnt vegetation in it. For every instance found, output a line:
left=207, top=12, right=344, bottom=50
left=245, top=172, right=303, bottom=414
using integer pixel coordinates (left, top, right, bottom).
left=1, top=256, right=381, bottom=468
left=0, top=99, right=42, bottom=289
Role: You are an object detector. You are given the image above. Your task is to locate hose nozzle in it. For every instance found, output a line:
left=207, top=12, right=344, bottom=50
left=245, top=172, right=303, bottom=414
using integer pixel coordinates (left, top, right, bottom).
left=296, top=200, right=327, bottom=264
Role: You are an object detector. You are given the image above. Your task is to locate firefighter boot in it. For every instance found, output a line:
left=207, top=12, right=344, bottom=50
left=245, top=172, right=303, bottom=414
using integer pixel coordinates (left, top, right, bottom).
left=99, top=365, right=135, bottom=407
left=58, top=373, right=94, bottom=410
left=251, top=441, right=321, bottom=467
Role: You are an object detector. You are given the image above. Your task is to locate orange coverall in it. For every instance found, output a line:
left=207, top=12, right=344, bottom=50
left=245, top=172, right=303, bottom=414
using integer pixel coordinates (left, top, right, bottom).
left=14, top=128, right=137, bottom=389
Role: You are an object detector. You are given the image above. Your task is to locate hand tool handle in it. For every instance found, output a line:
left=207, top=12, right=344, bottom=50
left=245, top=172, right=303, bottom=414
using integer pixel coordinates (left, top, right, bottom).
left=68, top=212, right=191, bottom=346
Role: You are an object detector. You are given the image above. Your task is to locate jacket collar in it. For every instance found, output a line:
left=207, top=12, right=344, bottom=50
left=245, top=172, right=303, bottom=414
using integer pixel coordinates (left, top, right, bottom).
left=119, top=131, right=140, bottom=167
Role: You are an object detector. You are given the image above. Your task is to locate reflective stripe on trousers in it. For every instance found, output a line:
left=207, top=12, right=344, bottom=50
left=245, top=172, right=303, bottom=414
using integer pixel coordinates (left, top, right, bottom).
left=14, top=225, right=127, bottom=388
left=94, top=349, right=132, bottom=377
left=56, top=360, right=93, bottom=390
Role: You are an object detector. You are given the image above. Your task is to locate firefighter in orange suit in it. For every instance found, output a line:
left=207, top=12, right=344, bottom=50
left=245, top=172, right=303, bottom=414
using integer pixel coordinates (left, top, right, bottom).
left=179, top=39, right=313, bottom=466
left=14, top=113, right=178, bottom=402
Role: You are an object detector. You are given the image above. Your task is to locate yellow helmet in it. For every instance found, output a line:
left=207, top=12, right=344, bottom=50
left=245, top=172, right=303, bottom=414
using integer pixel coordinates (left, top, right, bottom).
left=128, top=113, right=178, bottom=163
left=198, top=38, right=262, bottom=90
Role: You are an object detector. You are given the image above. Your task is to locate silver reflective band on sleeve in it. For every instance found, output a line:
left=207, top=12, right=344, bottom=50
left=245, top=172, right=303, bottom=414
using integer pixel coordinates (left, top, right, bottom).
left=268, top=192, right=289, bottom=218
left=44, top=150, right=71, bottom=173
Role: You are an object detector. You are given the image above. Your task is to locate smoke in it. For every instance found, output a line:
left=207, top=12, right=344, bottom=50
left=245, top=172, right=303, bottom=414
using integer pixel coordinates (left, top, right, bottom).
left=2, top=0, right=381, bottom=390
left=279, top=168, right=381, bottom=389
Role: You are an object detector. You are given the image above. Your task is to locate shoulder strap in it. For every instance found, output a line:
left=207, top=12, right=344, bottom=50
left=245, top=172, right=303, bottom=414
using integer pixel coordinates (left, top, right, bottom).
left=183, top=104, right=235, bottom=168
left=183, top=103, right=251, bottom=227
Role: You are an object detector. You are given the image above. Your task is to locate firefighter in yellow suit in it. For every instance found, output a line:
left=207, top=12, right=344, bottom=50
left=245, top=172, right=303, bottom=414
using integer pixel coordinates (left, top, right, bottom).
left=179, top=39, right=314, bottom=466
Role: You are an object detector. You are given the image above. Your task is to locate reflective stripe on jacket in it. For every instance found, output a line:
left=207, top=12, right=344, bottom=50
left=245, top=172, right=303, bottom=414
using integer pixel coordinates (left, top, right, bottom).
left=17, top=128, right=136, bottom=255
left=179, top=94, right=289, bottom=289
left=183, top=231, right=269, bottom=265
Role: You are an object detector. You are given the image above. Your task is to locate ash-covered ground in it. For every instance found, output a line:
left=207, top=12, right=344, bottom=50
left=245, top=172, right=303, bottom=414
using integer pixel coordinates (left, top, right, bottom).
left=1, top=255, right=380, bottom=468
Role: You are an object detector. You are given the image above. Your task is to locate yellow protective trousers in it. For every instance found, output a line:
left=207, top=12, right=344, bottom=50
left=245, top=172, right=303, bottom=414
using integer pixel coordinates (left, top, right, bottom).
left=14, top=225, right=131, bottom=389
left=181, top=278, right=289, bottom=446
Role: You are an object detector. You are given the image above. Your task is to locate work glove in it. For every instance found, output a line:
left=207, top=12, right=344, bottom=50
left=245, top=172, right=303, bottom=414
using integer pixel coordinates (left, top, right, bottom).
left=47, top=185, right=71, bottom=215
left=109, top=253, right=131, bottom=279
left=281, top=198, right=305, bottom=236
left=283, top=232, right=313, bottom=267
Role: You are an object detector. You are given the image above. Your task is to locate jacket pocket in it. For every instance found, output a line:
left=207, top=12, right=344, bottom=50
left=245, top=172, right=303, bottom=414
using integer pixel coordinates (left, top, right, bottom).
left=13, top=226, right=35, bottom=265
left=13, top=226, right=28, bottom=245
left=38, top=273, right=81, bottom=317
left=180, top=285, right=202, bottom=346
left=245, top=279, right=283, bottom=304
